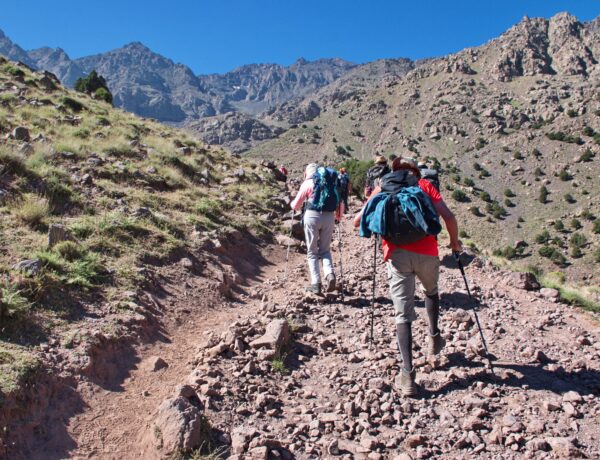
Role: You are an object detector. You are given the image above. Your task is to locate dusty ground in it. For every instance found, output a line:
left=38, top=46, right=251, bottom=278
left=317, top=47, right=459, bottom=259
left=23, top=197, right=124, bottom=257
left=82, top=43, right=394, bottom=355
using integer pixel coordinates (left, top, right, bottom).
left=21, top=211, right=600, bottom=460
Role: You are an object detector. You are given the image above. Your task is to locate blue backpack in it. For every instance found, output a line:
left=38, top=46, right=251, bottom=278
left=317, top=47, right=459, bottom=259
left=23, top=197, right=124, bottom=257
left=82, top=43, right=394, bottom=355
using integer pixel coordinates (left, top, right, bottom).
left=308, top=167, right=340, bottom=212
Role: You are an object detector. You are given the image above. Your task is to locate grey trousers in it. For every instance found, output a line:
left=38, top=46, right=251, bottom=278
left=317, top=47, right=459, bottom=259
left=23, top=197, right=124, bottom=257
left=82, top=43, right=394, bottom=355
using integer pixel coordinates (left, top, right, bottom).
left=303, top=210, right=335, bottom=285
left=387, top=248, right=440, bottom=324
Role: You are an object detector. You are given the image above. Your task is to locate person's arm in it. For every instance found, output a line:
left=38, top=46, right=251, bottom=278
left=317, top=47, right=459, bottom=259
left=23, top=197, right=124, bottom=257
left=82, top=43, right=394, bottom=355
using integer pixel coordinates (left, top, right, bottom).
left=290, top=180, right=311, bottom=211
left=433, top=199, right=462, bottom=252
left=353, top=185, right=381, bottom=228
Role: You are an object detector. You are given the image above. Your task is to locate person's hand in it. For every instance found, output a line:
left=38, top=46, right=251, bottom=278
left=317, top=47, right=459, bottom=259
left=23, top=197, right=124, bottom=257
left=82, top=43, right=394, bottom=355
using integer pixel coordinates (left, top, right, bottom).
left=449, top=239, right=463, bottom=253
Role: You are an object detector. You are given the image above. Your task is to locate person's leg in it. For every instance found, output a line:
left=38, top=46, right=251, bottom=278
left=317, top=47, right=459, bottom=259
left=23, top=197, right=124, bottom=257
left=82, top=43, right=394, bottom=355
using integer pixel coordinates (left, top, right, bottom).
left=396, top=322, right=413, bottom=371
left=319, top=212, right=336, bottom=290
left=387, top=250, right=417, bottom=368
left=387, top=250, right=418, bottom=396
left=414, top=254, right=444, bottom=355
left=303, top=212, right=321, bottom=289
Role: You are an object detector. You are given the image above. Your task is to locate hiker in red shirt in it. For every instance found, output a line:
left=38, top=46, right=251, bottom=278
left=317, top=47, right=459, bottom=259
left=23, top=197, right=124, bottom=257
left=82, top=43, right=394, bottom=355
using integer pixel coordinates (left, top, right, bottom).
left=354, top=157, right=461, bottom=397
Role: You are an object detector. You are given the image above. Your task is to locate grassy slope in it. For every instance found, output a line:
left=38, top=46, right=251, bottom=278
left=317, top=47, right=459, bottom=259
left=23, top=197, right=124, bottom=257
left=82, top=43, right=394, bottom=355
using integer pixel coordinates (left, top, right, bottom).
left=0, top=58, right=280, bottom=397
left=248, top=50, right=600, bottom=300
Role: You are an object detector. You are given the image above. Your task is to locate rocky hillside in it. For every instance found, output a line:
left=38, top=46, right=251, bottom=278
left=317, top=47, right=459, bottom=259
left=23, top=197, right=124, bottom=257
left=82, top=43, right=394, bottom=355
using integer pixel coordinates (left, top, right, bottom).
left=248, top=12, right=600, bottom=290
left=0, top=56, right=288, bottom=458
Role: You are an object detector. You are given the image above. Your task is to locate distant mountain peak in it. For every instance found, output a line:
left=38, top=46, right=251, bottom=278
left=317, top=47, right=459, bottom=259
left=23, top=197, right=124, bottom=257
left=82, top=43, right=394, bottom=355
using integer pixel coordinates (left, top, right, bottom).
left=122, top=41, right=152, bottom=52
left=295, top=57, right=308, bottom=65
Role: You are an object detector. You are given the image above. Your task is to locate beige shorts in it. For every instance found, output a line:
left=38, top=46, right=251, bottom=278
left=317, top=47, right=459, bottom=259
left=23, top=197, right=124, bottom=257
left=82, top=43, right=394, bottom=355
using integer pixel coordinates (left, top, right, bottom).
left=386, top=248, right=440, bottom=324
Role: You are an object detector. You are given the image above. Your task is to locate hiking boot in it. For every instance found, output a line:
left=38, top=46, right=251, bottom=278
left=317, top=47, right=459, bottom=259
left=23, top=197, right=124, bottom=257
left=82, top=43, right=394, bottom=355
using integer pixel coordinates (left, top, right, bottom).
left=428, top=332, right=446, bottom=356
left=305, top=283, right=321, bottom=294
left=395, top=368, right=418, bottom=397
left=325, top=273, right=337, bottom=292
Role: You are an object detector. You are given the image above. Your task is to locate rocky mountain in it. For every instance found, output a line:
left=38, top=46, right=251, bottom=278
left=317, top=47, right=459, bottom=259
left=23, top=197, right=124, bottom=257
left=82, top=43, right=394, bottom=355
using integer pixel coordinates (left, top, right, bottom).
left=0, top=29, right=357, bottom=130
left=185, top=112, right=285, bottom=153
left=198, top=58, right=356, bottom=116
left=27, top=47, right=85, bottom=87
left=74, top=42, right=215, bottom=122
left=0, top=29, right=35, bottom=68
left=248, top=12, right=600, bottom=285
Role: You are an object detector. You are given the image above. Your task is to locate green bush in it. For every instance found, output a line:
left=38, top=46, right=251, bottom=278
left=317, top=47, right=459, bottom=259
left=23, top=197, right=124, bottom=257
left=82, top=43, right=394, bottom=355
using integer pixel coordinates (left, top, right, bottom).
left=94, top=87, right=113, bottom=104
left=546, top=131, right=584, bottom=145
left=554, top=220, right=565, bottom=232
left=595, top=247, right=600, bottom=263
left=593, top=220, right=600, bottom=234
left=579, top=149, right=594, bottom=162
left=61, top=96, right=85, bottom=112
left=14, top=194, right=50, bottom=227
left=75, top=70, right=113, bottom=105
left=535, top=230, right=551, bottom=244
left=463, top=178, right=475, bottom=187
left=570, top=218, right=582, bottom=230
left=504, top=188, right=515, bottom=197
left=0, top=281, right=31, bottom=319
left=469, top=206, right=483, bottom=217
left=338, top=158, right=373, bottom=200
left=451, top=189, right=469, bottom=202
left=493, top=246, right=522, bottom=259
left=479, top=191, right=491, bottom=202
left=558, top=169, right=572, bottom=181
left=539, top=246, right=566, bottom=266
left=486, top=201, right=506, bottom=219
left=570, top=233, right=587, bottom=249
left=582, top=126, right=595, bottom=137
left=539, top=186, right=549, bottom=204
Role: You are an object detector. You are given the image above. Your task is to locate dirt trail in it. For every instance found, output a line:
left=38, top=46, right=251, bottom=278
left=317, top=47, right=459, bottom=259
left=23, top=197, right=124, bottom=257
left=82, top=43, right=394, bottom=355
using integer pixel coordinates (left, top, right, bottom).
left=62, top=243, right=291, bottom=459
left=47, top=212, right=600, bottom=459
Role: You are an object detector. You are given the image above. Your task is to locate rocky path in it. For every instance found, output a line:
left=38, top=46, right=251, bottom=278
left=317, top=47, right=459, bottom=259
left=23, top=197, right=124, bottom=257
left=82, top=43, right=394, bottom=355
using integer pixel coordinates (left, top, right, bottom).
left=66, top=214, right=599, bottom=460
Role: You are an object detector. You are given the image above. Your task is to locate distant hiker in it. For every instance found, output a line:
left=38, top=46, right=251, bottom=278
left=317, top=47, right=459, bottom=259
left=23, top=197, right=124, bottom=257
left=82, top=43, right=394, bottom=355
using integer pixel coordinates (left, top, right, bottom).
left=291, top=163, right=343, bottom=294
left=279, top=165, right=288, bottom=182
left=338, top=167, right=351, bottom=212
left=354, top=157, right=461, bottom=397
left=364, top=155, right=391, bottom=199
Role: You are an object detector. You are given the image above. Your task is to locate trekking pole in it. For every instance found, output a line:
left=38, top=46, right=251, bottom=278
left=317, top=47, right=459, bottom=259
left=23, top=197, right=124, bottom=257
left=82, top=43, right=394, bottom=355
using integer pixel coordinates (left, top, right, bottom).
left=336, top=222, right=344, bottom=302
left=370, top=237, right=377, bottom=343
left=453, top=251, right=495, bottom=374
left=283, top=211, right=294, bottom=280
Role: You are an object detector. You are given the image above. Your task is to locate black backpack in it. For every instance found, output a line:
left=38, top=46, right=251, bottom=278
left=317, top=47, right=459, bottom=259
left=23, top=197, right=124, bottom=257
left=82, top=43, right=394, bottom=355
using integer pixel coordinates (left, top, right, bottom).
left=419, top=168, right=440, bottom=191
left=379, top=170, right=442, bottom=245
left=366, top=164, right=391, bottom=190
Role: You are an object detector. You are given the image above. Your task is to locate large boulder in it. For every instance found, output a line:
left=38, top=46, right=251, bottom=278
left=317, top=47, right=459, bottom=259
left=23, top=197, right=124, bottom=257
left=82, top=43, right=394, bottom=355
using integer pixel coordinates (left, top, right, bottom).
left=152, top=396, right=209, bottom=454
left=12, top=126, right=30, bottom=142
left=250, top=319, right=291, bottom=355
left=507, top=272, right=540, bottom=291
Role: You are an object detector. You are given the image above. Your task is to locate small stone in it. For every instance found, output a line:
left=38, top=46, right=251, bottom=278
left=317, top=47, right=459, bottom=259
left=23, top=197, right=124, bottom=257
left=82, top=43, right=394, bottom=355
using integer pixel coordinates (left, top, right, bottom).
left=143, top=356, right=168, bottom=372
left=405, top=434, right=427, bottom=448
left=562, top=391, right=583, bottom=404
left=540, top=288, right=560, bottom=299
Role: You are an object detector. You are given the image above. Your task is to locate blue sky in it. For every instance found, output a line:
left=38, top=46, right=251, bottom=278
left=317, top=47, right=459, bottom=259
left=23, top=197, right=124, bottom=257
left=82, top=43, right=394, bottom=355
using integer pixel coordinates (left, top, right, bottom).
left=2, top=1, right=598, bottom=75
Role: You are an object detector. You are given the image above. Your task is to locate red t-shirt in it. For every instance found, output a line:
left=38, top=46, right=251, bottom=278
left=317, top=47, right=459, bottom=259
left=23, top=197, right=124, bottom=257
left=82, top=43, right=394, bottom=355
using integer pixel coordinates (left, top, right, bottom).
left=382, top=178, right=442, bottom=261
